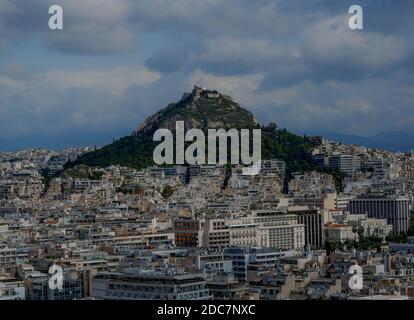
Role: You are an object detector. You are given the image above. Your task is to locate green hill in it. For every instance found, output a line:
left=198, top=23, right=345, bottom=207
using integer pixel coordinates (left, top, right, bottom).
left=64, top=85, right=344, bottom=191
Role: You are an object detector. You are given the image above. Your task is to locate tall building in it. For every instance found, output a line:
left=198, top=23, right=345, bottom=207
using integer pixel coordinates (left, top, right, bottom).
left=193, top=211, right=305, bottom=251
left=0, top=244, right=17, bottom=272
left=329, top=155, right=361, bottom=174
left=202, top=218, right=231, bottom=249
left=25, top=270, right=83, bottom=300
left=288, top=207, right=324, bottom=249
left=348, top=195, right=410, bottom=233
left=250, top=210, right=305, bottom=250
left=172, top=217, right=203, bottom=248
left=225, top=246, right=289, bottom=281
left=226, top=210, right=305, bottom=251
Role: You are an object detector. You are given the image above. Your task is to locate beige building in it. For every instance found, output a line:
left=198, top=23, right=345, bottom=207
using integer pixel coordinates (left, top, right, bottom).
left=199, top=210, right=306, bottom=251
left=324, top=223, right=357, bottom=243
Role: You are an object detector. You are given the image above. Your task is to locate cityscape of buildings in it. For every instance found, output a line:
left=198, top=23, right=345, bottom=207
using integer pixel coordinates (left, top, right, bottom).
left=1, top=140, right=414, bottom=300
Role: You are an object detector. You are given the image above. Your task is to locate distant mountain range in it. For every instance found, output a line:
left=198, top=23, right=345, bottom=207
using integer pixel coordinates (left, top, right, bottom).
left=300, top=131, right=414, bottom=153
left=0, top=131, right=129, bottom=152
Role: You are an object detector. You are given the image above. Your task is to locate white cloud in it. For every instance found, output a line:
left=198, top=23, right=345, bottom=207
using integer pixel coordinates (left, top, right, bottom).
left=0, top=76, right=25, bottom=91
left=187, top=70, right=264, bottom=100
left=0, top=64, right=161, bottom=138
left=46, top=0, right=136, bottom=54
left=303, top=15, right=407, bottom=69
left=35, top=66, right=160, bottom=96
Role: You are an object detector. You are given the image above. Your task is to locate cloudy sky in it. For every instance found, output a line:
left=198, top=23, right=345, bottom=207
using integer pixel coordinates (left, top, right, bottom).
left=0, top=0, right=413, bottom=150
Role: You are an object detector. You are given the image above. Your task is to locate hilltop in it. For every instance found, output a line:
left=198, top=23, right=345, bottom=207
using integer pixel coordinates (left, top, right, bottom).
left=64, top=86, right=344, bottom=190
left=134, top=86, right=258, bottom=135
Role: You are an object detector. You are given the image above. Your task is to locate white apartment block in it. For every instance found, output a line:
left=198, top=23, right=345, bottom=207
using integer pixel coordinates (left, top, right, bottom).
left=0, top=244, right=17, bottom=272
left=201, top=210, right=305, bottom=251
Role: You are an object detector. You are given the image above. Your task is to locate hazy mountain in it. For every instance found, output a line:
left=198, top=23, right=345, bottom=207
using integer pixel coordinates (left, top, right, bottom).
left=302, top=131, right=414, bottom=152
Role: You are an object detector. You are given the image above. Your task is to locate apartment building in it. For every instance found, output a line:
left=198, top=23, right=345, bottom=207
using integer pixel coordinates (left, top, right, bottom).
left=225, top=246, right=291, bottom=281
left=250, top=210, right=305, bottom=251
left=202, top=218, right=231, bottom=249
left=25, top=269, right=83, bottom=300
left=91, top=271, right=211, bottom=300
left=206, top=274, right=247, bottom=300
left=0, top=183, right=14, bottom=200
left=172, top=217, right=204, bottom=248
left=249, top=273, right=296, bottom=300
left=0, top=244, right=17, bottom=272
left=0, top=280, right=25, bottom=300
left=183, top=210, right=306, bottom=251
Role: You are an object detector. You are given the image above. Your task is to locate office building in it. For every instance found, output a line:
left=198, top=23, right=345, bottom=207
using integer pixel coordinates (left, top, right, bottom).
left=91, top=271, right=211, bottom=300
left=348, top=195, right=410, bottom=233
left=329, top=155, right=361, bottom=174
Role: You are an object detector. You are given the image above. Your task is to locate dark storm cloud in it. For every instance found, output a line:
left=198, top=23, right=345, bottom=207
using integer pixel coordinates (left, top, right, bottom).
left=2, top=0, right=412, bottom=80
left=142, top=1, right=411, bottom=88
left=0, top=0, right=413, bottom=149
left=0, top=0, right=136, bottom=54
